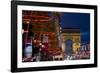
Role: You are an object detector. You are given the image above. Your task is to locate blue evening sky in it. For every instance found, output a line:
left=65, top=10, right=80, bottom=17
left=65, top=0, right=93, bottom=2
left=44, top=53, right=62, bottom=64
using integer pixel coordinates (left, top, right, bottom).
left=60, top=12, right=90, bottom=44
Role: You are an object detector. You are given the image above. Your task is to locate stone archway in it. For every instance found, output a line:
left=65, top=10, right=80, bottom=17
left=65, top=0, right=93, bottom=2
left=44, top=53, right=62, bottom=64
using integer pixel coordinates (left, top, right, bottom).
left=62, top=28, right=80, bottom=57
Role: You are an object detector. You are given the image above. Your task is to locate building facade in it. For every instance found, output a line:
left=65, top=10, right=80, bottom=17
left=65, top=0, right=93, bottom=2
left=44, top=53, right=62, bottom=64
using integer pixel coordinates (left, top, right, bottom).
left=22, top=11, right=63, bottom=61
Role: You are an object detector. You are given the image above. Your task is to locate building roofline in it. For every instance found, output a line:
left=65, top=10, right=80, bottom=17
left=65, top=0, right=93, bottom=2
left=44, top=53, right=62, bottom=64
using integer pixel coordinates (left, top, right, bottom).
left=62, top=28, right=80, bottom=33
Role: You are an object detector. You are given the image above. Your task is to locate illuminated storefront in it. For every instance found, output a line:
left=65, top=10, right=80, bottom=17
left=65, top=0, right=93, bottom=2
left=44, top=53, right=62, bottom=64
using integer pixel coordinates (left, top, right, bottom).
left=22, top=11, right=63, bottom=61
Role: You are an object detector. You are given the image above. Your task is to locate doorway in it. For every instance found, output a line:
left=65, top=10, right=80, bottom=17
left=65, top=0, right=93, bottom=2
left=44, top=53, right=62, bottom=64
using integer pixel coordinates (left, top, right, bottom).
left=65, top=39, right=73, bottom=56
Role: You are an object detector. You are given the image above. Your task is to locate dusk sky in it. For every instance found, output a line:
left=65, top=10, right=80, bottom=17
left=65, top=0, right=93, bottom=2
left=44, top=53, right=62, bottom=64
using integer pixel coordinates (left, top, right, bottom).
left=60, top=12, right=90, bottom=44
